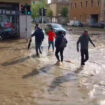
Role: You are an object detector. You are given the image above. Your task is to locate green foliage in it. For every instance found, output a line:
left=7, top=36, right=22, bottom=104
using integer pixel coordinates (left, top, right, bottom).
left=31, top=0, right=47, bottom=19
left=31, top=3, right=40, bottom=18
left=47, top=9, right=53, bottom=17
left=40, top=0, right=47, bottom=8
left=60, top=7, right=68, bottom=17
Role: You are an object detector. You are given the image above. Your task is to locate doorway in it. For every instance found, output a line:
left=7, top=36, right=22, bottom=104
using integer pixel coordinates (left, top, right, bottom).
left=90, top=14, right=99, bottom=24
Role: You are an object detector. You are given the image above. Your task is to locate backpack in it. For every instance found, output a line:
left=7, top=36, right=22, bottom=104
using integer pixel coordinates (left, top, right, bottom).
left=59, top=37, right=67, bottom=48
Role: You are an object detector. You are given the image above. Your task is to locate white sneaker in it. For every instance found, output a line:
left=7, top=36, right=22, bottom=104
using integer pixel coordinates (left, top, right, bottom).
left=55, top=61, right=60, bottom=65
left=59, top=62, right=64, bottom=66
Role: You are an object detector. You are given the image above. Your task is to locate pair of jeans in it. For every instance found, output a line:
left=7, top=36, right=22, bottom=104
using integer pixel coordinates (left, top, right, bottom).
left=81, top=49, right=89, bottom=65
left=48, top=41, right=54, bottom=51
left=35, top=42, right=42, bottom=56
left=55, top=48, right=64, bottom=62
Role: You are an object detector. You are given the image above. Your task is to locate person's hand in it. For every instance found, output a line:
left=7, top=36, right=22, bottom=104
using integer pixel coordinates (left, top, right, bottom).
left=77, top=48, right=79, bottom=52
left=93, top=44, right=95, bottom=47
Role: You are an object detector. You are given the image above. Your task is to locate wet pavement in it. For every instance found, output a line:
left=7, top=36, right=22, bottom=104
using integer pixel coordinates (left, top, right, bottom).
left=0, top=32, right=105, bottom=105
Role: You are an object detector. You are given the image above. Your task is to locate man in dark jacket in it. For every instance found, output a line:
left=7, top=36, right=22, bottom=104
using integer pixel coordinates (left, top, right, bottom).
left=32, top=24, right=44, bottom=56
left=55, top=31, right=67, bottom=64
left=77, top=30, right=95, bottom=66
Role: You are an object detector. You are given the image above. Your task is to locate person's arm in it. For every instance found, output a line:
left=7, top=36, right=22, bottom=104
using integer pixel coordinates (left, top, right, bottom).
left=31, top=31, right=36, bottom=37
left=55, top=38, right=59, bottom=47
left=48, top=32, right=50, bottom=38
left=89, top=37, right=95, bottom=47
left=53, top=32, right=56, bottom=39
left=41, top=30, right=44, bottom=41
left=55, top=38, right=57, bottom=47
left=65, top=38, right=68, bottom=44
left=77, top=37, right=81, bottom=52
left=64, top=37, right=68, bottom=44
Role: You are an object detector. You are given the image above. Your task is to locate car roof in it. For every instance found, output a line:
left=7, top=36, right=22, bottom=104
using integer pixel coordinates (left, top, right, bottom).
left=47, top=23, right=61, bottom=26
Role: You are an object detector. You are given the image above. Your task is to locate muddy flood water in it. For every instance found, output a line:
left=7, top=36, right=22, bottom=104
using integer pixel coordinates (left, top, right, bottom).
left=0, top=32, right=105, bottom=105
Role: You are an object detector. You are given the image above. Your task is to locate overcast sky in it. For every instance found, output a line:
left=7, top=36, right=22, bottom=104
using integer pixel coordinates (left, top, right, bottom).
left=48, top=0, right=51, bottom=4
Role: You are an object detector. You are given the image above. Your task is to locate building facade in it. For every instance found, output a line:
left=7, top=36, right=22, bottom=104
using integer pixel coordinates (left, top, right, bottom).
left=49, top=0, right=69, bottom=22
left=100, top=0, right=105, bottom=22
left=69, top=0, right=103, bottom=24
left=0, top=0, right=35, bottom=38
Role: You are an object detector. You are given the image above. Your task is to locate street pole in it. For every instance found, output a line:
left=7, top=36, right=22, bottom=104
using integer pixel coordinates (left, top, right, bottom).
left=25, top=4, right=28, bottom=41
left=25, top=8, right=27, bottom=39
left=41, top=0, right=44, bottom=29
left=42, top=8, right=44, bottom=28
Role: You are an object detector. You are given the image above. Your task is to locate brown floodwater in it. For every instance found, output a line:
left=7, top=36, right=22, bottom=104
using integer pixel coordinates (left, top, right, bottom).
left=0, top=33, right=105, bottom=105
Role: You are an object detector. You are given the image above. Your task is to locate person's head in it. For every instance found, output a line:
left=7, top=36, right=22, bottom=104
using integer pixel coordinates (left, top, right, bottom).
left=50, top=27, right=53, bottom=31
left=35, top=23, right=38, bottom=30
left=57, top=31, right=64, bottom=37
left=36, top=23, right=39, bottom=27
left=35, top=23, right=41, bottom=30
left=83, top=30, right=88, bottom=35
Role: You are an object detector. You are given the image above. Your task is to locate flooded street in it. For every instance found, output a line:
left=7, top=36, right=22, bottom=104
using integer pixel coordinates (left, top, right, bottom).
left=0, top=32, right=105, bottom=105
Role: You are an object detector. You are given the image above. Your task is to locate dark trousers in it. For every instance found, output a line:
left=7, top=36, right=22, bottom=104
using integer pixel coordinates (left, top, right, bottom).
left=48, top=41, right=54, bottom=51
left=35, top=42, right=42, bottom=55
left=81, top=49, right=89, bottom=65
left=55, top=48, right=64, bottom=62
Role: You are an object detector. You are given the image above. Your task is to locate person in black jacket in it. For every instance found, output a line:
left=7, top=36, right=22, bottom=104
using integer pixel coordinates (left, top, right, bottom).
left=35, top=23, right=38, bottom=30
left=31, top=24, right=44, bottom=56
left=77, top=30, right=95, bottom=66
left=55, top=31, right=67, bottom=64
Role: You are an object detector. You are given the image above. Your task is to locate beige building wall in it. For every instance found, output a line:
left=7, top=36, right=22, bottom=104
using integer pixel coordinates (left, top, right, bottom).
left=49, top=2, right=69, bottom=17
left=100, top=0, right=105, bottom=21
left=70, top=0, right=102, bottom=24
left=49, top=3, right=57, bottom=17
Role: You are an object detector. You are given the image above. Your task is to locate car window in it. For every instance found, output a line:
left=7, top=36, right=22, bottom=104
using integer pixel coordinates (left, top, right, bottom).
left=52, top=24, right=62, bottom=28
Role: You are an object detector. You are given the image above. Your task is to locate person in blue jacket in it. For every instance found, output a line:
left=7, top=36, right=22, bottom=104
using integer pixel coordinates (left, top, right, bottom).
left=31, top=24, right=44, bottom=56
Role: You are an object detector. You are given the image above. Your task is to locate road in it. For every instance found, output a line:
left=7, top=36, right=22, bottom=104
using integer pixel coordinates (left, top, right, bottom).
left=0, top=32, right=105, bottom=105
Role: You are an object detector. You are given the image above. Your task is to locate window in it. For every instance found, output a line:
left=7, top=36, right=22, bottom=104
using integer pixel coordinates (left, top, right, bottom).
left=98, top=0, right=100, bottom=7
left=86, top=1, right=88, bottom=7
left=80, top=2, right=82, bottom=8
left=80, top=15, right=82, bottom=20
left=58, top=0, right=62, bottom=2
left=74, top=3, right=77, bottom=8
left=32, top=1, right=35, bottom=4
left=91, top=0, right=94, bottom=7
left=71, top=3, right=72, bottom=8
left=0, top=3, right=19, bottom=34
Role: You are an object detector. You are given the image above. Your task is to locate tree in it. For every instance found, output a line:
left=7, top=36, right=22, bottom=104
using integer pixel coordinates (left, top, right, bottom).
left=31, top=3, right=40, bottom=19
left=31, top=0, right=47, bottom=19
left=60, top=7, right=68, bottom=17
left=47, top=9, right=53, bottom=17
left=40, top=0, right=47, bottom=8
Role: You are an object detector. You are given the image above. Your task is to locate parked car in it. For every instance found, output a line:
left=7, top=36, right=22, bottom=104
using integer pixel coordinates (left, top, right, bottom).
left=0, top=27, right=16, bottom=40
left=0, top=22, right=16, bottom=40
left=67, top=20, right=84, bottom=27
left=45, top=23, right=67, bottom=35
left=90, top=22, right=105, bottom=28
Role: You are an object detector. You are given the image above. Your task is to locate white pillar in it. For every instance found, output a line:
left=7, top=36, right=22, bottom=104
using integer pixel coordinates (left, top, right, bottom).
left=19, top=15, right=32, bottom=38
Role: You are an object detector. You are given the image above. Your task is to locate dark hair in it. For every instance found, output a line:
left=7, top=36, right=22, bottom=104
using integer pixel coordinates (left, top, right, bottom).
left=50, top=27, right=53, bottom=31
left=58, top=31, right=63, bottom=35
left=84, top=30, right=88, bottom=33
left=56, top=31, right=65, bottom=37
left=36, top=23, right=39, bottom=27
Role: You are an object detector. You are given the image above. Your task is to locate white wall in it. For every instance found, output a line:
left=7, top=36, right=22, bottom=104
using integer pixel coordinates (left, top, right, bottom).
left=19, top=15, right=32, bottom=39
